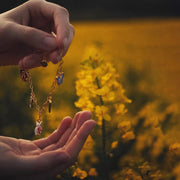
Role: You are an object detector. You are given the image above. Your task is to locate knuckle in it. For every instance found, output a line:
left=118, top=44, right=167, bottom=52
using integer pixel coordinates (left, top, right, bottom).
left=0, top=21, right=15, bottom=36
left=69, top=24, right=75, bottom=36
left=3, top=21, right=14, bottom=31
left=60, top=7, right=69, bottom=19
left=26, top=0, right=41, bottom=8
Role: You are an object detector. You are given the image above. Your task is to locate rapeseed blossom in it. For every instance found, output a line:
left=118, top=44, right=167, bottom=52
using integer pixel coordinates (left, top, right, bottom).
left=72, top=168, right=88, bottom=179
left=88, top=168, right=98, bottom=176
left=75, top=46, right=131, bottom=125
left=111, top=141, right=118, bottom=149
left=74, top=45, right=132, bottom=180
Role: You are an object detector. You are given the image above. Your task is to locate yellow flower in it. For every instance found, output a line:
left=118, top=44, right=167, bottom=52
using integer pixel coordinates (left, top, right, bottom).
left=115, top=103, right=128, bottom=115
left=169, top=143, right=180, bottom=155
left=75, top=97, right=94, bottom=112
left=82, top=135, right=95, bottom=150
left=174, top=163, right=180, bottom=179
left=88, top=168, right=98, bottom=176
left=95, top=105, right=111, bottom=125
left=138, top=162, right=151, bottom=175
left=150, top=170, right=162, bottom=179
left=56, top=174, right=61, bottom=179
left=75, top=45, right=131, bottom=128
left=75, top=71, right=97, bottom=98
left=96, top=86, right=115, bottom=102
left=118, top=121, right=131, bottom=132
left=122, top=131, right=135, bottom=141
left=100, top=65, right=115, bottom=85
left=72, top=168, right=88, bottom=180
left=124, top=169, right=142, bottom=180
left=111, top=141, right=118, bottom=149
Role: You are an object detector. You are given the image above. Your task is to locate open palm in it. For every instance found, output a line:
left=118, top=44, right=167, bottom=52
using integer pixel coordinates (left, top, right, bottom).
left=0, top=111, right=95, bottom=180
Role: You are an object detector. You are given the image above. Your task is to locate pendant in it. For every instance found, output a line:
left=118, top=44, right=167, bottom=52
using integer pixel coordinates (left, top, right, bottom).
left=34, top=121, right=42, bottom=135
left=40, top=60, right=48, bottom=67
left=56, top=72, right=64, bottom=85
left=48, top=98, right=52, bottom=113
left=20, top=69, right=28, bottom=82
left=29, top=95, right=33, bottom=108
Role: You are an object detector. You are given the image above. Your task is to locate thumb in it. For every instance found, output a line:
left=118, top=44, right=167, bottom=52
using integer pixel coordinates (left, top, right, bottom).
left=12, top=23, right=57, bottom=51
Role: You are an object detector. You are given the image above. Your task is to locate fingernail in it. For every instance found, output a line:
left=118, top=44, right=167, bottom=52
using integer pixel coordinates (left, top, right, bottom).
left=43, top=37, right=57, bottom=50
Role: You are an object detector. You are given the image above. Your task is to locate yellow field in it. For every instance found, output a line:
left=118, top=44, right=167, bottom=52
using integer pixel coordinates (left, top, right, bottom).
left=1, top=18, right=180, bottom=179
left=64, top=18, right=180, bottom=101
left=32, top=18, right=180, bottom=134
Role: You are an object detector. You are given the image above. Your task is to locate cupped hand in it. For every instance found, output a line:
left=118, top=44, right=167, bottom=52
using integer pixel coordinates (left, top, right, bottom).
left=0, top=0, right=74, bottom=69
left=0, top=111, right=95, bottom=180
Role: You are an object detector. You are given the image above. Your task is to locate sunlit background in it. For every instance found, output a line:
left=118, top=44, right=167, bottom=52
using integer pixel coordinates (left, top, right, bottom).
left=0, top=0, right=180, bottom=179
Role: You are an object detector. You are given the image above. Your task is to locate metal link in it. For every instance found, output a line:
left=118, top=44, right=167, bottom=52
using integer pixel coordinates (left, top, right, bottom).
left=27, top=60, right=64, bottom=122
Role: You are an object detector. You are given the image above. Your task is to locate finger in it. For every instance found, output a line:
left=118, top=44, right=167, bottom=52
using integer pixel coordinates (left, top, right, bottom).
left=39, top=1, right=75, bottom=55
left=48, top=49, right=62, bottom=64
left=65, top=111, right=92, bottom=145
left=65, top=120, right=96, bottom=160
left=34, top=116, right=72, bottom=150
left=43, top=111, right=82, bottom=151
left=71, top=111, right=82, bottom=129
left=55, top=111, right=89, bottom=148
left=18, top=53, right=42, bottom=69
left=61, top=24, right=75, bottom=57
left=77, top=110, right=92, bottom=129
left=8, top=22, right=57, bottom=52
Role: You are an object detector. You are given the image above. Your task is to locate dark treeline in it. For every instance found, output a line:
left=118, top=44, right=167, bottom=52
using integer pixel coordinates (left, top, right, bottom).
left=0, top=0, right=180, bottom=20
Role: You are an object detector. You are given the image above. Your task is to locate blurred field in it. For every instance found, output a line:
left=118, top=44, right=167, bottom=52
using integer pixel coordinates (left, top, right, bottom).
left=0, top=18, right=180, bottom=179
left=0, top=18, right=180, bottom=135
left=31, top=18, right=180, bottom=107
left=64, top=18, right=180, bottom=101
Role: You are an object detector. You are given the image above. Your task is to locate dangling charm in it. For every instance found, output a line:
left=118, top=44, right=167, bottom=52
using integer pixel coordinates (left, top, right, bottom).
left=20, top=69, right=28, bottom=82
left=29, top=94, right=33, bottom=108
left=56, top=72, right=64, bottom=85
left=48, top=97, right=52, bottom=113
left=20, top=55, right=64, bottom=135
left=40, top=59, right=48, bottom=67
left=34, top=121, right=42, bottom=135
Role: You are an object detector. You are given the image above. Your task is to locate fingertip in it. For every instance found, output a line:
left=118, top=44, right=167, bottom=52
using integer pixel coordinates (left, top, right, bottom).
left=61, top=116, right=72, bottom=125
left=84, top=120, right=96, bottom=130
left=58, top=116, right=72, bottom=131
left=20, top=54, right=42, bottom=69
left=79, top=110, right=92, bottom=120
left=65, top=120, right=96, bottom=158
left=82, top=110, right=92, bottom=116
left=76, top=120, right=96, bottom=141
left=18, top=60, right=24, bottom=69
left=74, top=111, right=82, bottom=118
left=49, top=50, right=62, bottom=64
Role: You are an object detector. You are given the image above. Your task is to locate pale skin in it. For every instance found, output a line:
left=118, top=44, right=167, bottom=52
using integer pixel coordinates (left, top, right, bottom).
left=0, top=0, right=96, bottom=179
left=0, top=111, right=96, bottom=179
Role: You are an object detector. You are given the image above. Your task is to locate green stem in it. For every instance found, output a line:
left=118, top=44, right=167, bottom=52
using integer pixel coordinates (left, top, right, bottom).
left=102, top=118, right=109, bottom=180
left=95, top=77, right=109, bottom=180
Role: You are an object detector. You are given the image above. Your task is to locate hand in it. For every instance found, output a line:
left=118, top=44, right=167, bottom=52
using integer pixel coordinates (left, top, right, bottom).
left=0, top=111, right=95, bottom=180
left=0, top=0, right=74, bottom=69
